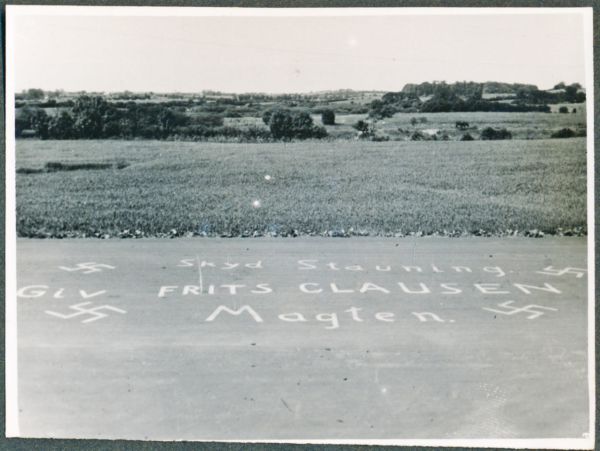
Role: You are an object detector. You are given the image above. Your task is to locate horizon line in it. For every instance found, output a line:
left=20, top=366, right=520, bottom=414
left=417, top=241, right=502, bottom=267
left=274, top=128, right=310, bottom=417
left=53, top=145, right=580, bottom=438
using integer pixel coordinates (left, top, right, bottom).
left=16, top=80, right=585, bottom=97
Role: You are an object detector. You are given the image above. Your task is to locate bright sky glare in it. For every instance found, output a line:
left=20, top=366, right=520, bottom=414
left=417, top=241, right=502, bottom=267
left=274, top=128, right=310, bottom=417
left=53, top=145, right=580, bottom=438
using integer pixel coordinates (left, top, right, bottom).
left=10, top=9, right=588, bottom=93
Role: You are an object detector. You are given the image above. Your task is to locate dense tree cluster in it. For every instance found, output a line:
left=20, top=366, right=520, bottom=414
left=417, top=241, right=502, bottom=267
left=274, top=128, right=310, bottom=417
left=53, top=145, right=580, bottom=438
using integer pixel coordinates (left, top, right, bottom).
left=320, top=109, right=335, bottom=125
left=15, top=95, right=328, bottom=141
left=266, top=109, right=327, bottom=140
left=16, top=96, right=194, bottom=139
left=402, top=81, right=485, bottom=98
left=420, top=98, right=551, bottom=113
left=369, top=81, right=585, bottom=117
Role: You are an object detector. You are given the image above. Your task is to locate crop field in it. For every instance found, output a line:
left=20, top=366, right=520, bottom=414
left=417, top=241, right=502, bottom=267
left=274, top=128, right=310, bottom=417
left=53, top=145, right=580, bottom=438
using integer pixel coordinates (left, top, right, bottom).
left=224, top=105, right=587, bottom=141
left=14, top=138, right=587, bottom=238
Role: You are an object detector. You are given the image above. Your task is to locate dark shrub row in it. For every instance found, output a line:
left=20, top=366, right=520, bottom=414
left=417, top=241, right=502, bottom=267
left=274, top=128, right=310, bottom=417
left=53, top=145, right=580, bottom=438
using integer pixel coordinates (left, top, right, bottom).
left=16, top=95, right=328, bottom=142
left=480, top=127, right=512, bottom=140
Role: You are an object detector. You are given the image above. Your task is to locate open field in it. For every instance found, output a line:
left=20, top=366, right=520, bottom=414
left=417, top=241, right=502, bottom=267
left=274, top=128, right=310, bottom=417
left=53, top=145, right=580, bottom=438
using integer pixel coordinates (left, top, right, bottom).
left=375, top=107, right=587, bottom=140
left=223, top=106, right=587, bottom=141
left=15, top=138, right=587, bottom=238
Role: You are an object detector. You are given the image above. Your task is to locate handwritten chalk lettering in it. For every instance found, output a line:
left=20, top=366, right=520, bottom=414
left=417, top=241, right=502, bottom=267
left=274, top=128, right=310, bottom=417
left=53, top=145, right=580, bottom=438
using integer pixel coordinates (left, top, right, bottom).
left=451, top=266, right=472, bottom=273
left=278, top=312, right=308, bottom=322
left=513, top=283, right=561, bottom=295
left=402, top=266, right=422, bottom=272
left=398, top=283, right=431, bottom=294
left=45, top=302, right=126, bottom=323
left=412, top=312, right=446, bottom=322
left=474, top=283, right=510, bottom=295
left=297, top=260, right=503, bottom=275
left=345, top=265, right=364, bottom=271
left=178, top=259, right=263, bottom=269
left=17, top=286, right=107, bottom=300
left=316, top=313, right=340, bottom=329
left=330, top=283, right=354, bottom=294
left=536, top=266, right=587, bottom=278
left=359, top=283, right=390, bottom=294
left=252, top=284, right=273, bottom=294
left=296, top=282, right=560, bottom=296
left=17, top=285, right=49, bottom=298
left=298, top=259, right=318, bottom=270
left=299, top=283, right=323, bottom=294
left=346, top=307, right=364, bottom=322
left=157, top=283, right=273, bottom=297
left=183, top=285, right=201, bottom=295
left=59, top=262, right=115, bottom=274
left=205, top=305, right=264, bottom=322
left=221, top=284, right=245, bottom=294
left=206, top=305, right=452, bottom=329
left=482, top=300, right=558, bottom=319
left=440, top=283, right=462, bottom=294
left=79, top=290, right=107, bottom=299
left=375, top=312, right=395, bottom=322
left=376, top=265, right=391, bottom=272
left=483, top=266, right=506, bottom=278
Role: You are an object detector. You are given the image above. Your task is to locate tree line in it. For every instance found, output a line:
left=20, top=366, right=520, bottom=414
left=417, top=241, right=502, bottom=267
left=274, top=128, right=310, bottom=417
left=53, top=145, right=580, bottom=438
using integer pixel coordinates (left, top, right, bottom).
left=15, top=95, right=332, bottom=141
left=368, top=81, right=586, bottom=118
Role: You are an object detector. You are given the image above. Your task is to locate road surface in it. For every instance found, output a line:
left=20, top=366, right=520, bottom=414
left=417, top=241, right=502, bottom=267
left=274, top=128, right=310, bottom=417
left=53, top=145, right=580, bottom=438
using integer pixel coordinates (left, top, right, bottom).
left=12, top=237, right=591, bottom=442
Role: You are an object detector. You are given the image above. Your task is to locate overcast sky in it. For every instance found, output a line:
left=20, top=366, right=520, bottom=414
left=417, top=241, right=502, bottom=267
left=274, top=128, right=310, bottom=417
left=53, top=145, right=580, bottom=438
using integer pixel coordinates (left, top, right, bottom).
left=9, top=8, right=589, bottom=93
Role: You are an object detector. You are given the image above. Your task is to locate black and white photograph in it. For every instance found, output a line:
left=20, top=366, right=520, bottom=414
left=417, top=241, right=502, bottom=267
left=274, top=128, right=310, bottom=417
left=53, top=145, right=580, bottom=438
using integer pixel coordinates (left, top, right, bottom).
left=4, top=5, right=595, bottom=447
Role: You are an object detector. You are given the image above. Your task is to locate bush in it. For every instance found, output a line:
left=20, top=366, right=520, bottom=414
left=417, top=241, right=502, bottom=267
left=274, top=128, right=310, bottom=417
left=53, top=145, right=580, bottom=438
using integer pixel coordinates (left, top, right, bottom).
left=48, top=111, right=75, bottom=139
left=410, top=131, right=426, bottom=141
left=311, top=125, right=328, bottom=139
left=262, top=110, right=273, bottom=125
left=242, top=126, right=272, bottom=141
left=29, top=108, right=50, bottom=139
left=193, top=113, right=224, bottom=128
left=368, top=100, right=396, bottom=119
left=353, top=120, right=373, bottom=139
left=558, top=106, right=569, bottom=114
left=268, top=109, right=327, bottom=140
left=352, top=120, right=370, bottom=133
left=460, top=133, right=474, bottom=141
left=15, top=107, right=41, bottom=138
left=550, top=128, right=576, bottom=139
left=480, top=127, right=512, bottom=140
left=321, top=109, right=335, bottom=125
left=72, top=95, right=111, bottom=138
left=371, top=135, right=390, bottom=142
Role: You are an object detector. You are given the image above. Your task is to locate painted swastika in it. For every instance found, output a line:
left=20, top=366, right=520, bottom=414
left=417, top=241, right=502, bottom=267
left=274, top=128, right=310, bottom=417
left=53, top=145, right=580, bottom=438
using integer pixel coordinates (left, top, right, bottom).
left=482, top=300, right=557, bottom=319
left=59, top=262, right=116, bottom=274
left=45, top=302, right=126, bottom=323
left=536, top=266, right=587, bottom=278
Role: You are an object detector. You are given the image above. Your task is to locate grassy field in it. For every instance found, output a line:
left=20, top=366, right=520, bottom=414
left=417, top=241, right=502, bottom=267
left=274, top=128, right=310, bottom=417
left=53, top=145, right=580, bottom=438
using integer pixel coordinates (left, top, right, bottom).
left=15, top=138, right=587, bottom=238
left=224, top=105, right=587, bottom=141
